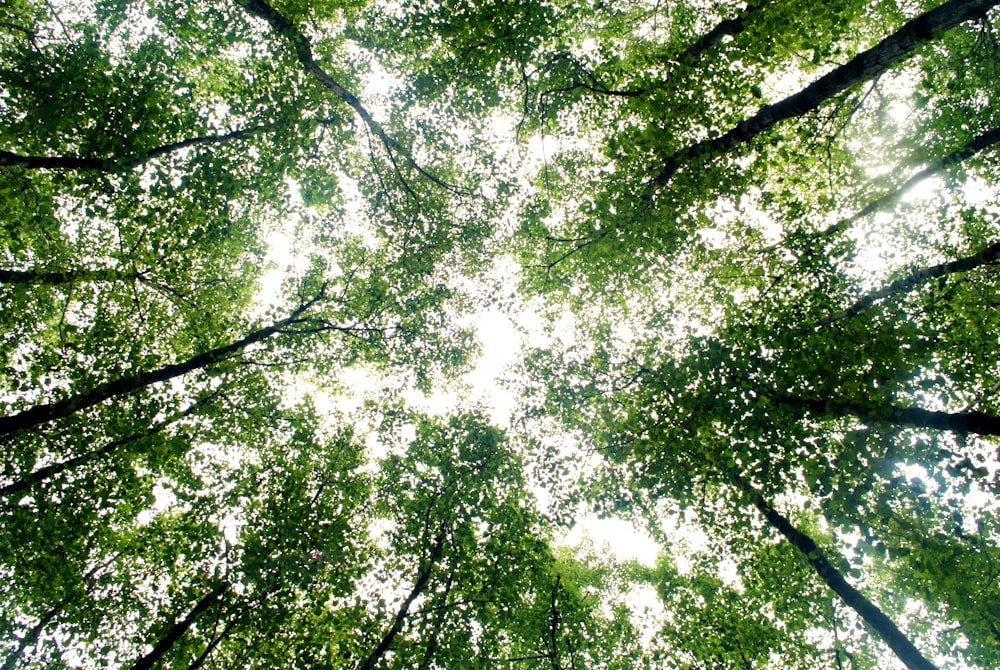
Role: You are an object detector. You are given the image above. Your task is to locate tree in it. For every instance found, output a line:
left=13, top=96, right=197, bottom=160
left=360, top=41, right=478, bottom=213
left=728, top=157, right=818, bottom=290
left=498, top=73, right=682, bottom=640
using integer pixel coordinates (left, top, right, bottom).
left=3, top=0, right=1000, bottom=668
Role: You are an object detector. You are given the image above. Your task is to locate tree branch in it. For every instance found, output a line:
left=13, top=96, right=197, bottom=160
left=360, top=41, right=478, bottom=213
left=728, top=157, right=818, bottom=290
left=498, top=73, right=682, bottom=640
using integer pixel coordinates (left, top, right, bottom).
left=814, top=238, right=1000, bottom=327
left=731, top=475, right=938, bottom=670
left=357, top=531, right=447, bottom=670
left=129, top=582, right=228, bottom=670
left=0, top=289, right=325, bottom=439
left=778, top=394, right=1000, bottom=436
left=0, top=124, right=274, bottom=172
left=647, top=0, right=999, bottom=195
left=235, top=0, right=469, bottom=196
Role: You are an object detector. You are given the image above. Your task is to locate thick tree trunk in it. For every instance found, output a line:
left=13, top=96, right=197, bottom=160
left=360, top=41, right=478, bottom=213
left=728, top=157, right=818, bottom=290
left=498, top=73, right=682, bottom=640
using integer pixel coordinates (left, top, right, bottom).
left=815, top=238, right=1000, bottom=327
left=0, top=293, right=322, bottom=439
left=0, top=125, right=271, bottom=172
left=650, top=0, right=1000, bottom=191
left=778, top=395, right=1000, bottom=436
left=732, top=476, right=938, bottom=670
left=358, top=532, right=446, bottom=670
left=129, top=583, right=228, bottom=670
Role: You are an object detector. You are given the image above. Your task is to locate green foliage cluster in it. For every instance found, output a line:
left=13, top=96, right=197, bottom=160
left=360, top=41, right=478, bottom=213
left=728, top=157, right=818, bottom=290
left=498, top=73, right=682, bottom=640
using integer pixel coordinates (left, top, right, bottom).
left=1, top=0, right=1000, bottom=668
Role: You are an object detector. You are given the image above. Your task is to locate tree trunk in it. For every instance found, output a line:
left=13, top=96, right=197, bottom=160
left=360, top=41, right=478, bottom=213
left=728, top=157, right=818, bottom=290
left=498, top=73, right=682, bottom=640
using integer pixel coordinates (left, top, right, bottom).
left=0, top=267, right=138, bottom=285
left=129, top=583, right=227, bottom=670
left=358, top=532, right=446, bottom=670
left=732, top=476, right=938, bottom=670
left=650, top=0, right=1000, bottom=191
left=1, top=605, right=61, bottom=670
left=0, top=125, right=271, bottom=172
left=778, top=395, right=1000, bottom=436
left=674, top=0, right=770, bottom=65
left=0, top=391, right=218, bottom=498
left=236, top=0, right=462, bottom=194
left=814, top=238, right=1000, bottom=327
left=0, top=293, right=323, bottom=439
left=821, top=125, right=1000, bottom=237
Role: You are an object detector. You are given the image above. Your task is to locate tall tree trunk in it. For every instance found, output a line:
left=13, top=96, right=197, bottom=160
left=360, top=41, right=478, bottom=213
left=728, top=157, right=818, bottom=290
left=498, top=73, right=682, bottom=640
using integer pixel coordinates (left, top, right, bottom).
left=358, top=532, right=447, bottom=670
left=777, top=395, right=1000, bottom=436
left=814, top=238, right=1000, bottom=327
left=0, top=267, right=137, bottom=285
left=0, top=292, right=323, bottom=439
left=0, top=391, right=219, bottom=498
left=567, top=0, right=772, bottom=98
left=821, top=125, right=1000, bottom=237
left=649, top=0, right=1000, bottom=191
left=732, top=476, right=938, bottom=670
left=129, top=583, right=228, bottom=670
left=674, top=0, right=770, bottom=65
left=0, top=125, right=272, bottom=172
left=236, top=0, right=462, bottom=194
left=1, top=604, right=61, bottom=670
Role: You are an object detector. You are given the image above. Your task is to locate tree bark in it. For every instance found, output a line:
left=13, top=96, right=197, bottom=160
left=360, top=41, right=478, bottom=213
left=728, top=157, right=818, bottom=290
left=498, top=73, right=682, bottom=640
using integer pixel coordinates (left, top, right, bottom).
left=675, top=0, right=770, bottom=65
left=778, top=395, right=1000, bottom=436
left=814, top=238, right=1000, bottom=327
left=0, top=292, right=323, bottom=439
left=235, top=0, right=462, bottom=194
left=732, top=476, right=938, bottom=670
left=129, top=583, right=228, bottom=670
left=1, top=605, right=61, bottom=670
left=649, top=0, right=1000, bottom=191
left=0, top=125, right=271, bottom=172
left=357, top=531, right=447, bottom=670
left=567, top=0, right=772, bottom=98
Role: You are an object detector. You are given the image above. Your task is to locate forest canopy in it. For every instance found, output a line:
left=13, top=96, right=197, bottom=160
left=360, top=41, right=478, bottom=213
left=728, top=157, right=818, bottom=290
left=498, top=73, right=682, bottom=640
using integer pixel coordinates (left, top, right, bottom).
left=1, top=0, right=999, bottom=668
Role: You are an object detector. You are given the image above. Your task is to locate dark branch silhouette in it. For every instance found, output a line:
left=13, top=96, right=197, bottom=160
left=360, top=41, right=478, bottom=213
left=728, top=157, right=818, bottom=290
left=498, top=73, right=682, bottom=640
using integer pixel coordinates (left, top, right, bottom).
left=732, top=475, right=938, bottom=670
left=0, top=390, right=220, bottom=498
left=0, top=289, right=326, bottom=439
left=357, top=531, right=447, bottom=670
left=129, top=583, right=228, bottom=670
left=821, top=124, right=1000, bottom=238
left=0, top=124, right=273, bottom=172
left=648, top=0, right=999, bottom=195
left=814, top=238, right=1000, bottom=327
left=778, top=395, right=1000, bottom=436
left=236, top=0, right=468, bottom=196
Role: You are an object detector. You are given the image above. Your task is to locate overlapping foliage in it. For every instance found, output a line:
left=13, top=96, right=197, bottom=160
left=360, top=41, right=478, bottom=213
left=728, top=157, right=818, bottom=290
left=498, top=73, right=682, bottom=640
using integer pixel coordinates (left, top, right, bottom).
left=1, top=0, right=999, bottom=668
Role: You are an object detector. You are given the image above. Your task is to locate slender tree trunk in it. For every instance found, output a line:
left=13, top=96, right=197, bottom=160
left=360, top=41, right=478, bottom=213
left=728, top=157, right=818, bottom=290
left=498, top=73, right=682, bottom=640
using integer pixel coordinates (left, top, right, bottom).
left=0, top=292, right=323, bottom=439
left=674, top=0, right=770, bottom=65
left=1, top=604, right=61, bottom=670
left=814, top=238, right=1000, bottom=327
left=416, top=571, right=454, bottom=670
left=0, top=125, right=271, bottom=172
left=0, top=391, right=218, bottom=498
left=358, top=532, right=446, bottom=670
left=236, top=0, right=461, bottom=194
left=547, top=573, right=563, bottom=670
left=777, top=395, right=1000, bottom=436
left=570, top=0, right=772, bottom=98
left=0, top=267, right=138, bottom=285
left=732, top=476, right=938, bottom=670
left=129, top=583, right=228, bottom=670
left=186, top=615, right=242, bottom=670
left=649, top=0, right=1000, bottom=191
left=821, top=125, right=1000, bottom=237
